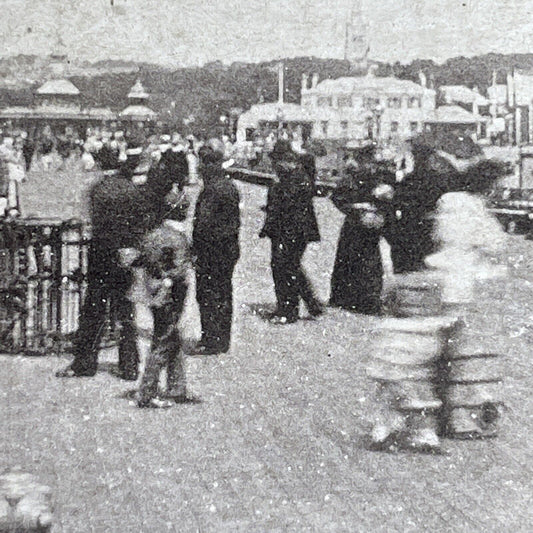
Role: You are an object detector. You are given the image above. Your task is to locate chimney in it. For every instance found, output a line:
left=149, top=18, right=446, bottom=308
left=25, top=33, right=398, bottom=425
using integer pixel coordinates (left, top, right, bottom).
left=419, top=71, right=427, bottom=88
left=311, top=73, right=319, bottom=88
left=301, top=73, right=308, bottom=92
left=507, top=71, right=515, bottom=108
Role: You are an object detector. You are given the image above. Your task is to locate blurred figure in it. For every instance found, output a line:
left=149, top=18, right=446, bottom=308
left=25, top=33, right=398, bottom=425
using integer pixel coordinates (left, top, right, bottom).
left=186, top=135, right=199, bottom=185
left=191, top=139, right=241, bottom=354
left=38, top=127, right=55, bottom=171
left=21, top=131, right=35, bottom=172
left=260, top=140, right=322, bottom=324
left=0, top=136, right=24, bottom=217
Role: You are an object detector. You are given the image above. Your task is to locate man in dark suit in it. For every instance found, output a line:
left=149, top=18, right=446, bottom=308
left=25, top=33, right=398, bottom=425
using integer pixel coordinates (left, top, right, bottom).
left=260, top=140, right=322, bottom=324
left=191, top=140, right=241, bottom=354
left=56, top=148, right=153, bottom=379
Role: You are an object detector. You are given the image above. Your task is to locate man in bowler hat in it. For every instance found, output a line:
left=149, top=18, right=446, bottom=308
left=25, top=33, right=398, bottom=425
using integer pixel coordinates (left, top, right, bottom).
left=260, top=139, right=322, bottom=324
left=191, top=139, right=241, bottom=354
left=56, top=147, right=149, bottom=379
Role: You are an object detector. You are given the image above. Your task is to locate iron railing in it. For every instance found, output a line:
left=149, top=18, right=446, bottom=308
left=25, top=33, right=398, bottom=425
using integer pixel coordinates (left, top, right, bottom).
left=0, top=218, right=115, bottom=354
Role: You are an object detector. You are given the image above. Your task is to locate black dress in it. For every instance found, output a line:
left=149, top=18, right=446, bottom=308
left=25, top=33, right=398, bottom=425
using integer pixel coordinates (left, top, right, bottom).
left=329, top=167, right=394, bottom=315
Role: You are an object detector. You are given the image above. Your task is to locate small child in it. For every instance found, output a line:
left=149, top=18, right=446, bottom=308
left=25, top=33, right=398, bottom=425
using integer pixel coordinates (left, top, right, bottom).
left=135, top=223, right=192, bottom=408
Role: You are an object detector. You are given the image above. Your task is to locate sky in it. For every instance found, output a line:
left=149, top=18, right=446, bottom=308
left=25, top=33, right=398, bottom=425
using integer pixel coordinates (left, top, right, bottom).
left=0, top=0, right=532, bottom=66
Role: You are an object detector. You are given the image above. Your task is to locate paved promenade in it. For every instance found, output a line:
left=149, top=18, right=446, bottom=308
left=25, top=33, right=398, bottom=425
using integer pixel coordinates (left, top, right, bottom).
left=2, top=182, right=533, bottom=532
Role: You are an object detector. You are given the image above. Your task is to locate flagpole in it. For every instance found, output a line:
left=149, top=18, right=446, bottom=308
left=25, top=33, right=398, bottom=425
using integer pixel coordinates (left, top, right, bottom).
left=278, top=61, right=284, bottom=104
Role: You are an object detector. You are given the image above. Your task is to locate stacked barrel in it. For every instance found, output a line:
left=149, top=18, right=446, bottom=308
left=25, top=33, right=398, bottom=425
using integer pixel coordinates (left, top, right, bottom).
left=369, top=271, right=503, bottom=448
left=443, top=311, right=504, bottom=439
left=369, top=273, right=458, bottom=446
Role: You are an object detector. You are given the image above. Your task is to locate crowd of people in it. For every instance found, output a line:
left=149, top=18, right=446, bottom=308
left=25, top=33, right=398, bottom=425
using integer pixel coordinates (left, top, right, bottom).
left=49, top=126, right=510, bottom=413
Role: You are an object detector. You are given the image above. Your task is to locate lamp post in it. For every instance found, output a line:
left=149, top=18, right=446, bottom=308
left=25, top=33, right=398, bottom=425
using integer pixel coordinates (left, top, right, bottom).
left=372, top=104, right=384, bottom=145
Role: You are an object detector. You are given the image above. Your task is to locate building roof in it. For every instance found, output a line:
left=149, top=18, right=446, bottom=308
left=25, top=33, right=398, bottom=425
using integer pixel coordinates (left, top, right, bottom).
left=85, top=107, right=117, bottom=120
left=310, top=75, right=433, bottom=96
left=36, top=79, right=80, bottom=96
left=0, top=105, right=117, bottom=121
left=119, top=104, right=157, bottom=119
left=128, top=80, right=149, bottom=100
left=440, top=85, right=489, bottom=106
left=238, top=102, right=313, bottom=128
left=426, top=105, right=485, bottom=124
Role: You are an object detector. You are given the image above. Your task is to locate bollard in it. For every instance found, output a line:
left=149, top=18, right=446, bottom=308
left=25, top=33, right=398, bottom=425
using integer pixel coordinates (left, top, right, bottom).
left=0, top=468, right=53, bottom=532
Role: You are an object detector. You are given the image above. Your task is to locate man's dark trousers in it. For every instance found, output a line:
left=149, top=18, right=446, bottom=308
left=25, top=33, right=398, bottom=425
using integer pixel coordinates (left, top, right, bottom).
left=270, top=236, right=317, bottom=322
left=70, top=242, right=139, bottom=378
left=195, top=254, right=236, bottom=352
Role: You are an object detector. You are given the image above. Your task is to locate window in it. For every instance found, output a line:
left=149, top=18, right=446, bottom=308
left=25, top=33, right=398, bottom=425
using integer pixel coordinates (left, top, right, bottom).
left=340, top=120, right=349, bottom=134
left=408, top=97, right=421, bottom=108
left=387, top=97, right=401, bottom=109
left=317, top=96, right=332, bottom=107
left=321, top=121, right=329, bottom=136
left=410, top=121, right=419, bottom=133
left=390, top=121, right=399, bottom=134
left=338, top=95, right=352, bottom=107
left=363, top=97, right=380, bottom=109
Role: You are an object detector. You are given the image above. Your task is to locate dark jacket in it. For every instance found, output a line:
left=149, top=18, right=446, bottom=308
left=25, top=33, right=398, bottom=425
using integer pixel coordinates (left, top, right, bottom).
left=162, top=149, right=189, bottom=191
left=259, top=158, right=320, bottom=243
left=89, top=173, right=149, bottom=250
left=192, top=164, right=241, bottom=264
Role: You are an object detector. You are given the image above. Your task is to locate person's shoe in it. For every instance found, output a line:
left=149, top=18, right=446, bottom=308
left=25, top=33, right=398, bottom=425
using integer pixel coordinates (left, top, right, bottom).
left=406, top=429, right=445, bottom=454
left=307, top=300, right=325, bottom=318
left=188, top=344, right=220, bottom=356
left=268, top=314, right=298, bottom=325
left=137, top=397, right=174, bottom=409
left=119, top=371, right=138, bottom=381
left=55, top=366, right=95, bottom=378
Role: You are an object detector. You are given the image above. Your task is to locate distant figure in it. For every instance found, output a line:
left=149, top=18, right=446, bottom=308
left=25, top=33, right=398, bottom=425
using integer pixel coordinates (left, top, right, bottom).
left=259, top=140, right=322, bottom=324
left=21, top=132, right=35, bottom=172
left=186, top=136, right=199, bottom=185
left=38, top=131, right=55, bottom=171
left=191, top=140, right=241, bottom=354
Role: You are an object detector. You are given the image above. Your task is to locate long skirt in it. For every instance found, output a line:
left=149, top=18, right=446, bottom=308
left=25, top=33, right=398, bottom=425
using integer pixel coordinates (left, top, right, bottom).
left=329, top=221, right=383, bottom=315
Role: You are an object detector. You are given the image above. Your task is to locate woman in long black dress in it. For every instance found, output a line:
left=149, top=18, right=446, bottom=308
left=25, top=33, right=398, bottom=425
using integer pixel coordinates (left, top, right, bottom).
left=329, top=145, right=395, bottom=315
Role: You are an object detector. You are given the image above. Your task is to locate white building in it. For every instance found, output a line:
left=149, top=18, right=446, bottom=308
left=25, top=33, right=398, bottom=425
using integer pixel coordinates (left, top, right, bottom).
left=300, top=68, right=437, bottom=143
left=439, top=85, right=489, bottom=115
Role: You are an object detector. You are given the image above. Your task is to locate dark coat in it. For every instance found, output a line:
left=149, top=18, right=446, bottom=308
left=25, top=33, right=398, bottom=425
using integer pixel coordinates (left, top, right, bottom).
left=89, top=171, right=153, bottom=250
left=385, top=151, right=460, bottom=274
left=259, top=158, right=320, bottom=244
left=161, top=149, right=189, bottom=191
left=89, top=160, right=179, bottom=250
left=330, top=166, right=395, bottom=313
left=192, top=163, right=241, bottom=265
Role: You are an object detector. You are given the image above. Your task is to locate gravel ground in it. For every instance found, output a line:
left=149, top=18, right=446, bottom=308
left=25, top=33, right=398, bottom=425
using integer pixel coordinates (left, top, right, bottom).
left=2, top=180, right=533, bottom=532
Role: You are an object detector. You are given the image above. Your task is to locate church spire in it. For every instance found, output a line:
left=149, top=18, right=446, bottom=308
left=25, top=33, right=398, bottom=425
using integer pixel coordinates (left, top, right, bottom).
left=344, top=0, right=369, bottom=75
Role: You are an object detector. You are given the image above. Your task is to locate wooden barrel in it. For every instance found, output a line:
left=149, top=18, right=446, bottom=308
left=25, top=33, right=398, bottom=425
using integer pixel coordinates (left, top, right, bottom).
left=442, top=352, right=503, bottom=438
left=369, top=317, right=461, bottom=418
left=388, top=272, right=443, bottom=318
